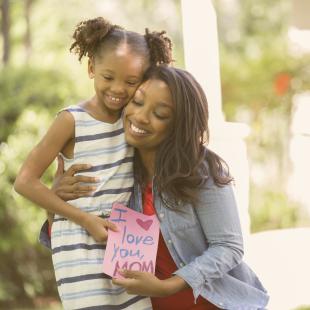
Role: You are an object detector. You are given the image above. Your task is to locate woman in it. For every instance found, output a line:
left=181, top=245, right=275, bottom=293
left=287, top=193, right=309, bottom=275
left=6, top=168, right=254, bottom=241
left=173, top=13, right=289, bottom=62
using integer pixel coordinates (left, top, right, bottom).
left=43, top=65, right=269, bottom=309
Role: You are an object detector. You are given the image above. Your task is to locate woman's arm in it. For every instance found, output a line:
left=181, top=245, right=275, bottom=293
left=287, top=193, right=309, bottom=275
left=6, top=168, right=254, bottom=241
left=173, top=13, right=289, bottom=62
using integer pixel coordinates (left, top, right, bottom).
left=14, top=111, right=116, bottom=242
left=112, top=270, right=189, bottom=297
left=51, top=155, right=98, bottom=201
left=47, top=155, right=98, bottom=225
left=174, top=182, right=244, bottom=299
left=112, top=184, right=243, bottom=298
left=39, top=156, right=99, bottom=249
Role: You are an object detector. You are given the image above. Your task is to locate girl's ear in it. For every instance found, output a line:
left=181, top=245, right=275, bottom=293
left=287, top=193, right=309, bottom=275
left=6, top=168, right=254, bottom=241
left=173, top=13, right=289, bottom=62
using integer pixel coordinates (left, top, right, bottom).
left=88, top=58, right=95, bottom=79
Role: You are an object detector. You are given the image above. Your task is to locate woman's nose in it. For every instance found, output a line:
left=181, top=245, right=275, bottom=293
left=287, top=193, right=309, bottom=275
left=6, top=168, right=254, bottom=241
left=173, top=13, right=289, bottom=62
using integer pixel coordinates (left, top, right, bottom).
left=134, top=108, right=150, bottom=124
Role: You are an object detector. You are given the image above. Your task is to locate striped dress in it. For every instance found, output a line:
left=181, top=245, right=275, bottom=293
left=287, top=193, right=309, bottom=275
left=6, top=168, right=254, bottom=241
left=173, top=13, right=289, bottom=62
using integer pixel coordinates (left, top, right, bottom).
left=51, top=105, right=152, bottom=310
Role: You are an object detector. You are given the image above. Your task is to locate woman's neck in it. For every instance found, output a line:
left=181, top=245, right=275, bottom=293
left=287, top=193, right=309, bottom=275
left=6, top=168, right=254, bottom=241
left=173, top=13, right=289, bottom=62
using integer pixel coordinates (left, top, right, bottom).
left=138, top=150, right=156, bottom=183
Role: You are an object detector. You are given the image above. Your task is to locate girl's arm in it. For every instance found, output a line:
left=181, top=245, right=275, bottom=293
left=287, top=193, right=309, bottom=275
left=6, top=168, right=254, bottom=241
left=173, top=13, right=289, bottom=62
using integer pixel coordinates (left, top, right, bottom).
left=14, top=111, right=116, bottom=242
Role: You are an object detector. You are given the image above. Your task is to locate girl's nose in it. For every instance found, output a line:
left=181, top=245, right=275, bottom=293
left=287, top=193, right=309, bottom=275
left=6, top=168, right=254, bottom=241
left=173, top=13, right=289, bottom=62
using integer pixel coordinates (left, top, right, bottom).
left=110, top=82, right=125, bottom=95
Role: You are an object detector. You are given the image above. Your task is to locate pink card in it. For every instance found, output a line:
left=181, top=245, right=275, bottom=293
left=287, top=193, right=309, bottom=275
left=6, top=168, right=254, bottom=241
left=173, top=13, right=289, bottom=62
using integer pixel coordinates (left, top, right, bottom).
left=103, top=202, right=160, bottom=278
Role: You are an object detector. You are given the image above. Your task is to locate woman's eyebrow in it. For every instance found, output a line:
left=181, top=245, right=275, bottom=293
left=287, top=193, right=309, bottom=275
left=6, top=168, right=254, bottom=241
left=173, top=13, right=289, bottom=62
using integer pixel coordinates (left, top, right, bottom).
left=135, top=89, right=145, bottom=97
left=136, top=88, right=145, bottom=95
left=157, top=102, right=173, bottom=109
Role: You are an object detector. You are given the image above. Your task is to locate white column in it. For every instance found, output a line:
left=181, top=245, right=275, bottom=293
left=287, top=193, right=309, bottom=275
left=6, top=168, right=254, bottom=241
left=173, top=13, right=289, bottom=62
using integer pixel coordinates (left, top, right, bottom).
left=181, top=0, right=224, bottom=126
left=288, top=92, right=310, bottom=215
left=181, top=0, right=251, bottom=237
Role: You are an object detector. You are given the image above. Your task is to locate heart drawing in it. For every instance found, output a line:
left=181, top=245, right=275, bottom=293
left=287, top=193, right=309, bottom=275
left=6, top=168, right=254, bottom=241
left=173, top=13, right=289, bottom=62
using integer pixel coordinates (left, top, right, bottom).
left=136, top=219, right=153, bottom=231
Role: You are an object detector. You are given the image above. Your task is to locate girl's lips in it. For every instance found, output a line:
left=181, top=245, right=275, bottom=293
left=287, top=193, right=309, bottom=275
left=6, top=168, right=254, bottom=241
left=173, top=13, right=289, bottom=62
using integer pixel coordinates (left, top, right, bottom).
left=105, top=95, right=126, bottom=106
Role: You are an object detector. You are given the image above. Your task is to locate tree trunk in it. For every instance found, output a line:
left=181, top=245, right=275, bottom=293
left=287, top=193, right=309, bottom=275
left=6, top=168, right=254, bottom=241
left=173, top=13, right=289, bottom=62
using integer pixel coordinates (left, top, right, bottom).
left=1, top=0, right=10, bottom=66
left=24, top=0, right=33, bottom=63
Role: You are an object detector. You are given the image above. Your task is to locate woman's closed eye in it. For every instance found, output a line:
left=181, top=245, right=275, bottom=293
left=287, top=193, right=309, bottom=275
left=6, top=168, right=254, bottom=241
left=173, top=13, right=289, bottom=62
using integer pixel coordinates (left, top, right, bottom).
left=153, top=106, right=172, bottom=120
left=132, top=99, right=143, bottom=106
left=153, top=111, right=171, bottom=120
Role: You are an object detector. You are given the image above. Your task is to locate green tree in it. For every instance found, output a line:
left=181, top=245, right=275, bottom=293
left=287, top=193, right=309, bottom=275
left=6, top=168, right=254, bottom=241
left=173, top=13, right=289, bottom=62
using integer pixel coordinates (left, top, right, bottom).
left=0, top=67, right=78, bottom=307
left=1, top=0, right=10, bottom=65
left=215, top=0, right=310, bottom=231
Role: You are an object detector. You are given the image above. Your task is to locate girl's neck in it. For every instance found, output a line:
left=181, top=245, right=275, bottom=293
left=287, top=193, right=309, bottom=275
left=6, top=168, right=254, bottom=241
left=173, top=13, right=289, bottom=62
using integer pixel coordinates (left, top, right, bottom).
left=85, top=96, right=121, bottom=123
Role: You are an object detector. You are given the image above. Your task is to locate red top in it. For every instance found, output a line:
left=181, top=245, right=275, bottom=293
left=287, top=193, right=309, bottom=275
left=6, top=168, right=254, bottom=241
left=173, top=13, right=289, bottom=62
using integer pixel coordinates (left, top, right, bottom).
left=143, top=184, right=218, bottom=310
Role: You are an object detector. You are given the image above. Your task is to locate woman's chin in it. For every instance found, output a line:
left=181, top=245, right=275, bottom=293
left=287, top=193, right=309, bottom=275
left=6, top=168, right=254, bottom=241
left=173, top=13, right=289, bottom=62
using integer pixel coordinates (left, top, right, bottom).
left=125, top=133, right=140, bottom=148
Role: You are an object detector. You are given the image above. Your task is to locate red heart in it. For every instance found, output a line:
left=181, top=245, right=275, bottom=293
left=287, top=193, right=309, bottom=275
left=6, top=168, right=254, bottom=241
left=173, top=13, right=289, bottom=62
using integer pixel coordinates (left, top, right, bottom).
left=136, top=219, right=153, bottom=231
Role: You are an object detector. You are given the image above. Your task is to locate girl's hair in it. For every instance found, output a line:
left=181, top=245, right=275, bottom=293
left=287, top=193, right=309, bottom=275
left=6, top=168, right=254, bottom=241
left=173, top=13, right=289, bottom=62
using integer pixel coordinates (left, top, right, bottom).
left=134, top=65, right=233, bottom=207
left=70, top=17, right=173, bottom=65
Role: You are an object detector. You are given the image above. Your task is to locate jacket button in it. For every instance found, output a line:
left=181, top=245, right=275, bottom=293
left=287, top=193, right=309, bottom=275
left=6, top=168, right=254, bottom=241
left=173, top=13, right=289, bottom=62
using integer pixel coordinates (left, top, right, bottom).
left=168, top=239, right=172, bottom=243
left=159, top=213, right=164, bottom=218
left=180, top=262, right=184, bottom=267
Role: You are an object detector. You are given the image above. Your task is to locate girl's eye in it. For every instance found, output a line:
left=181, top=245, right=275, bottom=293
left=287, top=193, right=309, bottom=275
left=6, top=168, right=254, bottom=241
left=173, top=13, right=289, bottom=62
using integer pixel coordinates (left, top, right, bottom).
left=103, top=76, right=113, bottom=80
left=127, top=81, right=138, bottom=86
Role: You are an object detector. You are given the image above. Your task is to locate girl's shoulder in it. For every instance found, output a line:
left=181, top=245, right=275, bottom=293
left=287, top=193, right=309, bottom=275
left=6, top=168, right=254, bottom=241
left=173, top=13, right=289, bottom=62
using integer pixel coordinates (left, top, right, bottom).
left=59, top=103, right=87, bottom=115
left=58, top=103, right=99, bottom=123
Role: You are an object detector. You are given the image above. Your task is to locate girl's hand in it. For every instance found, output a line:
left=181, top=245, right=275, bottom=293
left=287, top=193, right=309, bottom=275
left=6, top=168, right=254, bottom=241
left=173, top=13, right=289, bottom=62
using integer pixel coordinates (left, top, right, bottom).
left=112, top=270, right=188, bottom=297
left=82, top=213, right=118, bottom=243
left=52, top=155, right=98, bottom=201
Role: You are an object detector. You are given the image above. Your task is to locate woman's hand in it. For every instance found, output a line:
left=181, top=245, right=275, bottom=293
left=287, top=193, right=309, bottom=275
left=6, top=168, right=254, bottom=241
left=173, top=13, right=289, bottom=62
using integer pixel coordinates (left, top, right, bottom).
left=82, top=213, right=118, bottom=243
left=52, top=155, right=98, bottom=201
left=50, top=156, right=116, bottom=242
left=112, top=270, right=189, bottom=297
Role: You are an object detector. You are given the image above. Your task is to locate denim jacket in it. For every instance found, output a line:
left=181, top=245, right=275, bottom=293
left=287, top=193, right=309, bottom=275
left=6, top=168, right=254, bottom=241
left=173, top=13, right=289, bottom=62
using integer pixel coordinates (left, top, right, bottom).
left=40, top=174, right=269, bottom=310
left=128, top=176, right=269, bottom=310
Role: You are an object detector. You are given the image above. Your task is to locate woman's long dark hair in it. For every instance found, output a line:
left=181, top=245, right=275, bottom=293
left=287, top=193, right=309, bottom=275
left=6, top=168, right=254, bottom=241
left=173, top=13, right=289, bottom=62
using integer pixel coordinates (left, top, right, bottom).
left=134, top=65, right=233, bottom=207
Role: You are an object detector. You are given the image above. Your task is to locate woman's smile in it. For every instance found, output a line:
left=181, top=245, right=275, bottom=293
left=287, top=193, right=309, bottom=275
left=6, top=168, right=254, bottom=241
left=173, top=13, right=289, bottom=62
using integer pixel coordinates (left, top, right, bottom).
left=129, top=121, right=149, bottom=135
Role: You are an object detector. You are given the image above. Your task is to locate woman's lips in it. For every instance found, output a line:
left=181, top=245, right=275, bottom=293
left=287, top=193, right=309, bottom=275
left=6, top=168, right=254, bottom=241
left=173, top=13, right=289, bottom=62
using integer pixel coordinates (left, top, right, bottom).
left=129, top=121, right=149, bottom=135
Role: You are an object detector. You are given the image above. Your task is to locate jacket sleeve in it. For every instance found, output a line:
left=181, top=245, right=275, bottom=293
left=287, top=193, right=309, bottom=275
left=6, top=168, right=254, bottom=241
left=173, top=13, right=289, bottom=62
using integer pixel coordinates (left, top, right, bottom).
left=174, top=182, right=244, bottom=300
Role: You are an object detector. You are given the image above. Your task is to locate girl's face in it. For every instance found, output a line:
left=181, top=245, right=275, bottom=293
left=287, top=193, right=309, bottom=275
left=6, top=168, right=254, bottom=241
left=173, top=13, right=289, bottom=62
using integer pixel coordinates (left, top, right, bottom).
left=123, top=78, right=174, bottom=152
left=88, top=46, right=147, bottom=113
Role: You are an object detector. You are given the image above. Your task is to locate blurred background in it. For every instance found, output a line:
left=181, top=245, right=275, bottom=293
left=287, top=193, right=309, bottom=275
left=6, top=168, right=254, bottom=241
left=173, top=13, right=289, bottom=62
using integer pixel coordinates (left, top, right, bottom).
left=0, top=0, right=309, bottom=309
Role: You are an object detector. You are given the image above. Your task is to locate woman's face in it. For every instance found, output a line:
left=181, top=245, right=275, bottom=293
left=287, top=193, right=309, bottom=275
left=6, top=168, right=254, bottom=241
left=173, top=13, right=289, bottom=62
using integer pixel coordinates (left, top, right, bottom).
left=123, top=78, right=174, bottom=153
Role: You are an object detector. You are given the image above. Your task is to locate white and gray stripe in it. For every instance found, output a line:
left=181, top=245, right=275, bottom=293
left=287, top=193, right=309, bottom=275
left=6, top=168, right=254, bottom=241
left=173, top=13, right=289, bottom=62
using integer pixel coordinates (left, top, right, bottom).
left=51, top=105, right=152, bottom=309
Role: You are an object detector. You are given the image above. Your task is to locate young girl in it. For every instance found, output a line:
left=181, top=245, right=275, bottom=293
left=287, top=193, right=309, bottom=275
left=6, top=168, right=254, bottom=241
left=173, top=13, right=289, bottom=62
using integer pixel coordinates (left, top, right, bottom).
left=51, top=65, right=269, bottom=309
left=14, top=17, right=172, bottom=310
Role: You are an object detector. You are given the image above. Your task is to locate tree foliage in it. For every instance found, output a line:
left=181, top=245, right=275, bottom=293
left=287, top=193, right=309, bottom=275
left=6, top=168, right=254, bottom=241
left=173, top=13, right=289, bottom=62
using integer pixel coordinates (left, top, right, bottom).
left=1, top=0, right=309, bottom=307
left=215, top=0, right=310, bottom=231
left=0, top=67, right=79, bottom=307
left=0, top=1, right=183, bottom=306
left=0, top=66, right=77, bottom=142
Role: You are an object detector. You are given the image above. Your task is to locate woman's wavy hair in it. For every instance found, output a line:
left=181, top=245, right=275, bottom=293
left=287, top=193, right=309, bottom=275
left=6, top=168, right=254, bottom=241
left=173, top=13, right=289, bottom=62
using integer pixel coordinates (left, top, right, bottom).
left=134, top=65, right=233, bottom=207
